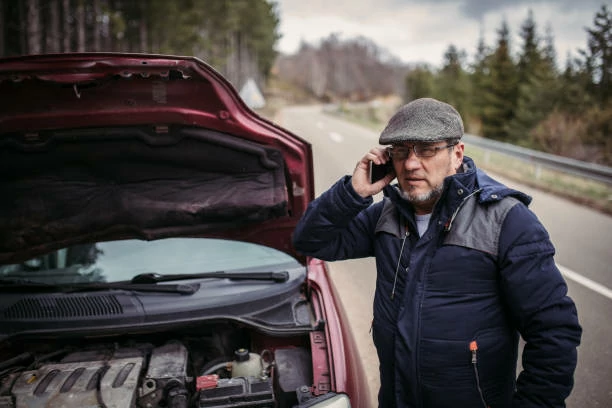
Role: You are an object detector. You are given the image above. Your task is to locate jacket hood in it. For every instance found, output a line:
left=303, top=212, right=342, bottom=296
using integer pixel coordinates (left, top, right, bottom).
left=0, top=53, right=314, bottom=264
left=473, top=165, right=532, bottom=206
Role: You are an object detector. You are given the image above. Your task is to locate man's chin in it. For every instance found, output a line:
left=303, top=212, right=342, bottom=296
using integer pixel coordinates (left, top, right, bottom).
left=400, top=188, right=441, bottom=205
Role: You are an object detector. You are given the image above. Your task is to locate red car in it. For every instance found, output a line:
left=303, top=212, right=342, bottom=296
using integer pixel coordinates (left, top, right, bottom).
left=0, top=53, right=371, bottom=408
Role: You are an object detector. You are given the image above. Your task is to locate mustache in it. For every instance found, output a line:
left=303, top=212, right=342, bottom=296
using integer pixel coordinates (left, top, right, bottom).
left=399, top=171, right=426, bottom=179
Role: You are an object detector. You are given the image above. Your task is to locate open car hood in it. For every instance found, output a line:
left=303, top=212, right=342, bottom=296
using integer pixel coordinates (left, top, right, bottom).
left=0, top=53, right=314, bottom=264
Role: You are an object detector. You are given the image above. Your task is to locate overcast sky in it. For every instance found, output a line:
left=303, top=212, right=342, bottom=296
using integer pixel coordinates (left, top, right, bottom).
left=274, top=0, right=605, bottom=68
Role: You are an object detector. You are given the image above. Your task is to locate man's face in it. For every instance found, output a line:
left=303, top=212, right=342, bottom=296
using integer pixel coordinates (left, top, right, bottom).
left=390, top=140, right=464, bottom=214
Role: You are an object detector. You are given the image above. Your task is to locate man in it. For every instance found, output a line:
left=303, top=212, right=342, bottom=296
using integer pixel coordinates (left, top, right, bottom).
left=292, top=98, right=581, bottom=407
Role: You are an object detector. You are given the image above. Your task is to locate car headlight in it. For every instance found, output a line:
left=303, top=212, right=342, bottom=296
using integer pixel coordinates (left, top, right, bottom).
left=298, top=393, right=351, bottom=407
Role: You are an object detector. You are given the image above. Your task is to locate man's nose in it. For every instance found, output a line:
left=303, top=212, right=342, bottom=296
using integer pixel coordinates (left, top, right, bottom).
left=402, top=150, right=422, bottom=170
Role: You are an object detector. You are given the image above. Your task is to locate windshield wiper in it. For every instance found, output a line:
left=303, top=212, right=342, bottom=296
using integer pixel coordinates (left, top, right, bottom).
left=0, top=278, right=52, bottom=286
left=0, top=278, right=59, bottom=292
left=130, top=271, right=289, bottom=284
left=0, top=271, right=289, bottom=294
left=0, top=279, right=199, bottom=295
left=65, top=282, right=199, bottom=295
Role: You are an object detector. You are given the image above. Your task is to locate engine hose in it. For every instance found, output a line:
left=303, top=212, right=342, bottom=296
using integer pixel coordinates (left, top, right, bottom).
left=201, top=361, right=232, bottom=376
left=0, top=352, right=33, bottom=371
left=166, top=380, right=188, bottom=408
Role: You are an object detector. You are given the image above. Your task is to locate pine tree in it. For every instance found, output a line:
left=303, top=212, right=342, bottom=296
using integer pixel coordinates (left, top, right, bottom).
left=516, top=10, right=541, bottom=83
left=405, top=65, right=435, bottom=101
left=437, top=44, right=471, bottom=123
left=583, top=4, right=612, bottom=104
left=508, top=10, right=559, bottom=147
left=480, top=20, right=518, bottom=141
left=579, top=5, right=612, bottom=163
left=469, top=28, right=491, bottom=135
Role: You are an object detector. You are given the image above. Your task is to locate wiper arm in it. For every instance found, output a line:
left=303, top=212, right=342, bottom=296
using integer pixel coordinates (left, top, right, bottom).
left=130, top=271, right=289, bottom=284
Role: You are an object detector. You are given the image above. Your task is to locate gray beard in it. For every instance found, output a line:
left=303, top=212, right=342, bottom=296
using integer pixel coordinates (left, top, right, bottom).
left=400, top=182, right=444, bottom=205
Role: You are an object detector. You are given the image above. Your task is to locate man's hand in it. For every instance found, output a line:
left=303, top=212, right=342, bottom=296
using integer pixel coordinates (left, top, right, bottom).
left=351, top=147, right=395, bottom=198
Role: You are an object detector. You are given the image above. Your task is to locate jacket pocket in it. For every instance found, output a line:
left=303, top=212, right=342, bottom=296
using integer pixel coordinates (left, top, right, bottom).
left=370, top=319, right=397, bottom=397
left=419, top=337, right=486, bottom=407
left=419, top=337, right=473, bottom=387
left=419, top=329, right=515, bottom=408
left=469, top=328, right=517, bottom=407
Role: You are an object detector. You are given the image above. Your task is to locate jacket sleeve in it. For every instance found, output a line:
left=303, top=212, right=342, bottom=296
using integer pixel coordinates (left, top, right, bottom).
left=292, top=176, right=380, bottom=261
left=497, top=204, right=582, bottom=408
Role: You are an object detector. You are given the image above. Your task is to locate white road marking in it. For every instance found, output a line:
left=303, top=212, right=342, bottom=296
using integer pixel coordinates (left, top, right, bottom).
left=328, top=131, right=344, bottom=143
left=316, top=121, right=324, bottom=129
left=558, top=265, right=612, bottom=300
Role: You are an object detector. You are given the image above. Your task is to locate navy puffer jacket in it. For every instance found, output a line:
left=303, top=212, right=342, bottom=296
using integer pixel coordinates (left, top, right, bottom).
left=293, top=157, right=581, bottom=408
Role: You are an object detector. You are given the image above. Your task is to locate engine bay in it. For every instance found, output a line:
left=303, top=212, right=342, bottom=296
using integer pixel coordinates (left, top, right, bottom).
left=0, top=322, right=322, bottom=408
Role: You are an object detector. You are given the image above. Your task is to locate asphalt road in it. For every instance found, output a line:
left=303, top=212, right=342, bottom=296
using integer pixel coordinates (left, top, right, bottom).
left=276, top=105, right=612, bottom=408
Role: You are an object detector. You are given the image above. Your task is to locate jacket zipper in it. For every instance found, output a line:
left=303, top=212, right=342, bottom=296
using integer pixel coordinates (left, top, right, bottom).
left=390, top=230, right=409, bottom=300
left=444, top=188, right=482, bottom=231
left=470, top=341, right=490, bottom=408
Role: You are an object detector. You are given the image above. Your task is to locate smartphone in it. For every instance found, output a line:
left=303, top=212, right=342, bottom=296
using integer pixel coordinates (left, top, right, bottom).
left=370, top=160, right=394, bottom=183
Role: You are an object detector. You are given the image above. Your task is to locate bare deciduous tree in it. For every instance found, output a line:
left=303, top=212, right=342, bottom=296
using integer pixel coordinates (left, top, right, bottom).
left=75, top=1, right=85, bottom=52
left=92, top=0, right=101, bottom=51
left=61, top=0, right=71, bottom=52
left=0, top=0, right=4, bottom=57
left=276, top=34, right=408, bottom=101
left=46, top=0, right=61, bottom=53
left=26, top=0, right=41, bottom=54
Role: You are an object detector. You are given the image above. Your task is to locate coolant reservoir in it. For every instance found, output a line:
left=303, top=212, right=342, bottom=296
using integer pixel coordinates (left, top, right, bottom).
left=231, top=348, right=263, bottom=378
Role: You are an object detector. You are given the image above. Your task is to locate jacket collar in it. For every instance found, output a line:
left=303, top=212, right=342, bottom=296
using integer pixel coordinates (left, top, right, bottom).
left=382, top=156, right=531, bottom=227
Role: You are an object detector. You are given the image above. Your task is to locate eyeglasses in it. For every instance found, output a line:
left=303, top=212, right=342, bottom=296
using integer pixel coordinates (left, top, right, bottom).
left=388, top=141, right=458, bottom=160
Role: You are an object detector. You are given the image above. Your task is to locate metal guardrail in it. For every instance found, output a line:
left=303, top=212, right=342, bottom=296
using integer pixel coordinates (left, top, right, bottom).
left=463, top=133, right=612, bottom=186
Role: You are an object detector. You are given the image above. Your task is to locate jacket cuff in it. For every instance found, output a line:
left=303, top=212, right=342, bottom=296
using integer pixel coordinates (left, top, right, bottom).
left=333, top=175, right=373, bottom=211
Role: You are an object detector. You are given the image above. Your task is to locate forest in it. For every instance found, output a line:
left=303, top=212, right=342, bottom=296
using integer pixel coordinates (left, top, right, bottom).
left=0, top=0, right=280, bottom=91
left=407, top=6, right=611, bottom=166
left=277, top=5, right=611, bottom=166
left=1, top=1, right=610, bottom=165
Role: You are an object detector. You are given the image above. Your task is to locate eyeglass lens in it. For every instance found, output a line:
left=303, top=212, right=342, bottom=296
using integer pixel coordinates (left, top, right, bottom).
left=390, top=142, right=456, bottom=160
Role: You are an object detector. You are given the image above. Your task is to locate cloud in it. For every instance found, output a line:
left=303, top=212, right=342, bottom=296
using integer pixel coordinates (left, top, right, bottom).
left=386, top=0, right=606, bottom=20
left=274, top=0, right=602, bottom=67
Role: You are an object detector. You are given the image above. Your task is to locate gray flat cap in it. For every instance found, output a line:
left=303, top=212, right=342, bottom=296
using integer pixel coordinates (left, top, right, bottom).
left=379, top=98, right=464, bottom=144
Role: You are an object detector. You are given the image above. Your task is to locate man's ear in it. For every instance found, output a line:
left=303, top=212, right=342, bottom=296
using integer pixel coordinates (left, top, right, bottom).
left=453, top=142, right=465, bottom=169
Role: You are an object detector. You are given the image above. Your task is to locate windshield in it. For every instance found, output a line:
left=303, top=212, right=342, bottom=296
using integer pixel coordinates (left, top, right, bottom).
left=0, top=238, right=299, bottom=284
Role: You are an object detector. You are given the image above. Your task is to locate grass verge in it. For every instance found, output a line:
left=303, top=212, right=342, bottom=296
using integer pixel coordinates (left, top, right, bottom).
left=466, top=147, right=612, bottom=215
